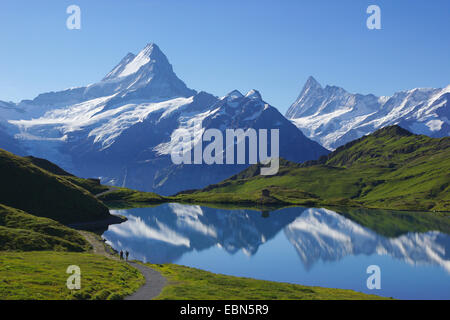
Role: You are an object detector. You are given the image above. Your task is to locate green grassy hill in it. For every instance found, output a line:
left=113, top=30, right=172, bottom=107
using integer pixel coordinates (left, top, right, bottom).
left=176, top=126, right=450, bottom=212
left=0, top=204, right=90, bottom=252
left=24, top=155, right=110, bottom=195
left=0, top=148, right=111, bottom=224
left=97, top=187, right=167, bottom=208
left=25, top=156, right=75, bottom=176
left=0, top=251, right=144, bottom=300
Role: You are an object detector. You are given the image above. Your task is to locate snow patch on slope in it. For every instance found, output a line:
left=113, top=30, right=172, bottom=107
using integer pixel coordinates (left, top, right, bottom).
left=10, top=95, right=194, bottom=150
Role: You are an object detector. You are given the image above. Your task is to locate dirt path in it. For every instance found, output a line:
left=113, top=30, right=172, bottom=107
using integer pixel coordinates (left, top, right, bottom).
left=78, top=231, right=118, bottom=260
left=124, top=262, right=167, bottom=300
left=79, top=230, right=166, bottom=300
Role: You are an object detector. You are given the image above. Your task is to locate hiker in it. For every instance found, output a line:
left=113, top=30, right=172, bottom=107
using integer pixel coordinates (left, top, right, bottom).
left=120, top=250, right=124, bottom=260
left=125, top=251, right=129, bottom=261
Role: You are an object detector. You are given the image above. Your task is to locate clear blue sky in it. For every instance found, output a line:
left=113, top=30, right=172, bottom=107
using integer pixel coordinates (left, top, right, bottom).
left=0, top=0, right=449, bottom=113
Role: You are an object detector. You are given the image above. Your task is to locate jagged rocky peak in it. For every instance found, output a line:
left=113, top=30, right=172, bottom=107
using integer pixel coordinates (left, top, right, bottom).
left=285, top=76, right=326, bottom=119
left=103, top=43, right=171, bottom=81
left=245, top=89, right=262, bottom=100
left=27, top=42, right=195, bottom=107
left=302, top=76, right=323, bottom=92
left=223, top=89, right=263, bottom=103
left=224, top=90, right=244, bottom=102
left=102, top=52, right=136, bottom=80
left=285, top=75, right=449, bottom=150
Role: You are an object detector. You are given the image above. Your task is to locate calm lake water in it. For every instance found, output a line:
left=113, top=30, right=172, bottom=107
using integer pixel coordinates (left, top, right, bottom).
left=102, top=204, right=450, bottom=300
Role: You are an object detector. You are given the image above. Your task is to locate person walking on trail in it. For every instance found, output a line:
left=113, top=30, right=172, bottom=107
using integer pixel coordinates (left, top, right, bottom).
left=125, top=251, right=129, bottom=261
left=120, top=250, right=124, bottom=260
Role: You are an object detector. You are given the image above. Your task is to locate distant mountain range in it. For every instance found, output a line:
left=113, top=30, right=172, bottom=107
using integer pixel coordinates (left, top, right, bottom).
left=286, top=76, right=449, bottom=150
left=0, top=43, right=327, bottom=195
left=0, top=44, right=448, bottom=194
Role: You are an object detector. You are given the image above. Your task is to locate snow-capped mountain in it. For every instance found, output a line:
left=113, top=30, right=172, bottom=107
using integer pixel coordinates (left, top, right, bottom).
left=0, top=101, right=26, bottom=155
left=286, top=76, right=450, bottom=150
left=24, top=43, right=196, bottom=109
left=2, top=43, right=327, bottom=194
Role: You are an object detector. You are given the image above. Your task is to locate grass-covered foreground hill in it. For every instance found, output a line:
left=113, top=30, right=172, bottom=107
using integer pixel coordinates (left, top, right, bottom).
left=176, top=126, right=450, bottom=212
left=0, top=204, right=90, bottom=252
left=0, top=148, right=112, bottom=224
left=0, top=251, right=144, bottom=300
left=97, top=187, right=167, bottom=208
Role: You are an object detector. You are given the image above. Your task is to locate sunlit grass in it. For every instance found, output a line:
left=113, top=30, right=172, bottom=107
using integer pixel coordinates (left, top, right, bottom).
left=0, top=251, right=144, bottom=300
left=149, top=263, right=390, bottom=300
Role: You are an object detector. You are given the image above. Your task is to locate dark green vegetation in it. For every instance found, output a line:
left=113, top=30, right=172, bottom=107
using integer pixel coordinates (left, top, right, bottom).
left=0, top=150, right=146, bottom=300
left=0, top=148, right=111, bottom=224
left=97, top=187, right=166, bottom=207
left=63, top=176, right=110, bottom=195
left=0, top=204, right=90, bottom=252
left=150, top=263, right=390, bottom=300
left=0, top=251, right=144, bottom=300
left=333, top=207, right=450, bottom=237
left=25, top=156, right=74, bottom=176
left=0, top=200, right=144, bottom=300
left=24, top=154, right=111, bottom=195
left=175, top=126, right=450, bottom=212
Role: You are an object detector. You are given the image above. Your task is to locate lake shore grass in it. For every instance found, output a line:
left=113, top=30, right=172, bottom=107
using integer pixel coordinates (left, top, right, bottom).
left=0, top=251, right=144, bottom=300
left=147, top=263, right=391, bottom=300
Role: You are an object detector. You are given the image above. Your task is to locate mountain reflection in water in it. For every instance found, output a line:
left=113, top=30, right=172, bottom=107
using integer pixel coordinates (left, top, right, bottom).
left=103, top=204, right=450, bottom=299
left=104, top=204, right=449, bottom=272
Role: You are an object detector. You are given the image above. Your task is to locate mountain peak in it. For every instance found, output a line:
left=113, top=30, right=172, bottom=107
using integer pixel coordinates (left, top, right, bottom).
left=139, top=43, right=163, bottom=59
left=224, top=90, right=244, bottom=101
left=245, top=89, right=262, bottom=100
left=103, top=43, right=170, bottom=80
left=285, top=76, right=324, bottom=119
left=303, top=76, right=322, bottom=91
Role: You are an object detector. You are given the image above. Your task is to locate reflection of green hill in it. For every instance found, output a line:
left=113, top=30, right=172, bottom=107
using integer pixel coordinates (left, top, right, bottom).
left=0, top=148, right=111, bottom=224
left=0, top=204, right=90, bottom=251
left=334, top=207, right=450, bottom=237
left=177, top=126, right=450, bottom=212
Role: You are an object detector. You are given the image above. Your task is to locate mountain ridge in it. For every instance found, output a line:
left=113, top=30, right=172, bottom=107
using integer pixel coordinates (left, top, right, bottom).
left=286, top=76, right=449, bottom=150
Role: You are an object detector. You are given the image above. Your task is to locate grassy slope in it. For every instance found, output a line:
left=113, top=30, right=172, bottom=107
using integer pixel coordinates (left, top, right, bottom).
left=175, top=126, right=450, bottom=212
left=23, top=153, right=165, bottom=205
left=0, top=148, right=111, bottom=224
left=150, top=263, right=390, bottom=300
left=0, top=204, right=90, bottom=252
left=25, top=155, right=111, bottom=195
left=0, top=251, right=144, bottom=300
left=97, top=187, right=167, bottom=207
left=63, top=176, right=110, bottom=195
left=0, top=151, right=147, bottom=300
left=25, top=156, right=75, bottom=176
